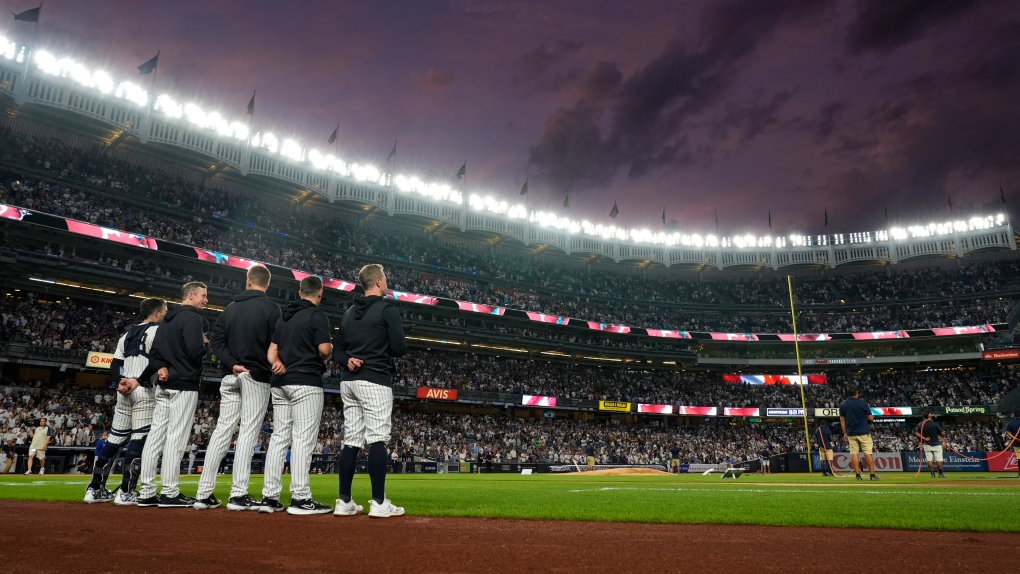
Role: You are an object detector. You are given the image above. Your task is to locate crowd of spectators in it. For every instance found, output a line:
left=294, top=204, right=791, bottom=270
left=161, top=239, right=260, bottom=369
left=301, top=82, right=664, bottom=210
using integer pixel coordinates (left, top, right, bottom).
left=2, top=381, right=1009, bottom=471
left=0, top=290, right=132, bottom=352
left=3, top=129, right=1020, bottom=337
left=390, top=349, right=1016, bottom=407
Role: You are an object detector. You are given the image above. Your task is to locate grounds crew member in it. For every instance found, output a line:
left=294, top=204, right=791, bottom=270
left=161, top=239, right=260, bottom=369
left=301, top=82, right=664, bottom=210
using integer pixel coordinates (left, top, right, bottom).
left=915, top=411, right=946, bottom=479
left=814, top=420, right=834, bottom=476
left=839, top=387, right=880, bottom=481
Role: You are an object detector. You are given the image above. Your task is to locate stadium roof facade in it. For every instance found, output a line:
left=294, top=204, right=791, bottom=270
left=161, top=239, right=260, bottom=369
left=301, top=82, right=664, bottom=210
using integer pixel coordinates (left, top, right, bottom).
left=0, top=37, right=1015, bottom=270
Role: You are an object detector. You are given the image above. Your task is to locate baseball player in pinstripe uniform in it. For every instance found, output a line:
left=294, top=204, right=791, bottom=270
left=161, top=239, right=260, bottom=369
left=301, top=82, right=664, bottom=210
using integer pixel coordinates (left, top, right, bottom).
left=138, top=282, right=209, bottom=508
left=333, top=264, right=407, bottom=518
left=84, top=297, right=165, bottom=505
left=259, top=276, right=333, bottom=515
left=194, top=265, right=281, bottom=511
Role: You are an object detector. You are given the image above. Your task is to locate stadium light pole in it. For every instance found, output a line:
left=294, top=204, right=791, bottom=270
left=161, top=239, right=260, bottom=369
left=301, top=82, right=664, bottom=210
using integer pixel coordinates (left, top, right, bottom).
left=787, top=275, right=813, bottom=473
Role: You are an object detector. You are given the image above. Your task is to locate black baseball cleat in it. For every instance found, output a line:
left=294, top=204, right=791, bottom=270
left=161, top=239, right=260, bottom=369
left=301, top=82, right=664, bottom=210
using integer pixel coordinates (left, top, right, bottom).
left=870, top=474, right=881, bottom=481
left=938, top=472, right=946, bottom=479
left=227, top=494, right=263, bottom=511
left=930, top=472, right=937, bottom=478
left=286, top=498, right=333, bottom=515
left=193, top=495, right=221, bottom=510
left=158, top=494, right=197, bottom=508
left=137, top=496, right=160, bottom=507
left=259, top=497, right=284, bottom=513
left=855, top=474, right=862, bottom=481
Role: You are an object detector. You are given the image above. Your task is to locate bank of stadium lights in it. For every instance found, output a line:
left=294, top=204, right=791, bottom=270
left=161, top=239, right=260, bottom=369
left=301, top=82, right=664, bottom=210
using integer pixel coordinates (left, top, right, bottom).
left=0, top=35, right=24, bottom=62
left=393, top=175, right=463, bottom=204
left=468, top=194, right=528, bottom=220
left=887, top=215, right=1005, bottom=242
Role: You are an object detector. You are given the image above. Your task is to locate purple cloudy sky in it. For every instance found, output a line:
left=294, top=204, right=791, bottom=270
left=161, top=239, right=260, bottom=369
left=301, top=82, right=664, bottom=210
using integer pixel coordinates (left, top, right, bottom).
left=5, top=0, right=1020, bottom=236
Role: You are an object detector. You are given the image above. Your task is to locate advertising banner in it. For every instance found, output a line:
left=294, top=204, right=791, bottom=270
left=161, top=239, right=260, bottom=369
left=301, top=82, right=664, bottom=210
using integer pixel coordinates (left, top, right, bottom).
left=674, top=406, right=716, bottom=416
left=852, top=330, right=908, bottom=340
left=522, top=395, right=556, bottom=407
left=638, top=404, right=675, bottom=415
left=85, top=352, right=115, bottom=369
left=415, top=387, right=458, bottom=401
left=388, top=290, right=438, bottom=305
left=598, top=401, right=632, bottom=413
left=645, top=329, right=691, bottom=339
left=767, top=408, right=805, bottom=417
left=985, top=451, right=1018, bottom=472
left=932, top=325, right=995, bottom=336
left=829, top=452, right=904, bottom=473
left=723, top=407, right=760, bottom=417
left=709, top=333, right=759, bottom=341
left=871, top=407, right=912, bottom=416
left=525, top=312, right=568, bottom=324
left=456, top=301, right=504, bottom=315
left=940, top=405, right=989, bottom=415
left=815, top=406, right=912, bottom=417
left=723, top=374, right=827, bottom=385
left=901, top=451, right=988, bottom=472
left=983, top=349, right=1019, bottom=361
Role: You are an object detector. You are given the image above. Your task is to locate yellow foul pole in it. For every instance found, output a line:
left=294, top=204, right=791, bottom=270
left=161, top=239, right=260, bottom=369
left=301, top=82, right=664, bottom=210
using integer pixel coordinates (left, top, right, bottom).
left=787, top=275, right=813, bottom=472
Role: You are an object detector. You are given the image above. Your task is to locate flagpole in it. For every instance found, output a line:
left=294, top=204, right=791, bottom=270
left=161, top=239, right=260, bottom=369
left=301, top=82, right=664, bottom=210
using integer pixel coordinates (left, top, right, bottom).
left=247, top=90, right=255, bottom=150
left=146, top=50, right=159, bottom=122
left=20, top=3, right=42, bottom=101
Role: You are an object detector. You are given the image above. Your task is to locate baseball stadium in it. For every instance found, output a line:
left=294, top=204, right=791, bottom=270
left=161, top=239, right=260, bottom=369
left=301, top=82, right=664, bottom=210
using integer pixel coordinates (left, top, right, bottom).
left=1, top=3, right=1019, bottom=573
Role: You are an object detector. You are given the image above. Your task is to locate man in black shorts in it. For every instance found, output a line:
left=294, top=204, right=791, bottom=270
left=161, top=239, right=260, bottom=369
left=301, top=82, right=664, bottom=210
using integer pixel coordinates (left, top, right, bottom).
left=814, top=421, right=834, bottom=476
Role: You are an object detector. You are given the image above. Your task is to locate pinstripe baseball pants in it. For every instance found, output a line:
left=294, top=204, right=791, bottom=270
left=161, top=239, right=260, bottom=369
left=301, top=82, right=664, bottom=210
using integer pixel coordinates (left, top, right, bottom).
left=196, top=373, right=271, bottom=499
left=262, top=385, right=323, bottom=501
left=341, top=380, right=393, bottom=449
left=138, top=387, right=198, bottom=499
left=108, top=385, right=155, bottom=446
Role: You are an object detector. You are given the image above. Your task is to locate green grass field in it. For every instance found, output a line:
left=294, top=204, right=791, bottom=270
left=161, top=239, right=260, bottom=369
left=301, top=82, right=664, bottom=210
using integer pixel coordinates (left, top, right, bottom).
left=2, top=472, right=1018, bottom=532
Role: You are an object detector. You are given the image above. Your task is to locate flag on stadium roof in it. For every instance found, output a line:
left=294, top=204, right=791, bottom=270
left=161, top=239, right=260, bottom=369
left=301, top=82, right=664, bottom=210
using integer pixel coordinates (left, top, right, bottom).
left=824, top=208, right=829, bottom=227
left=137, top=53, right=159, bottom=76
left=387, top=141, right=397, bottom=162
left=609, top=201, right=619, bottom=219
left=520, top=179, right=528, bottom=196
left=12, top=6, right=40, bottom=22
left=327, top=125, right=338, bottom=144
left=768, top=209, right=772, bottom=229
left=662, top=206, right=666, bottom=225
left=1002, top=185, right=1007, bottom=207
left=563, top=195, right=569, bottom=208
left=247, top=91, right=256, bottom=116
left=456, top=161, right=466, bottom=179
left=948, top=195, right=953, bottom=213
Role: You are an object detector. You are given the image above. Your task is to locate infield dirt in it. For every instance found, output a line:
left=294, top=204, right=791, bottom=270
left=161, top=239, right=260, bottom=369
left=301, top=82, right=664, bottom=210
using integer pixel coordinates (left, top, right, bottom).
left=0, top=500, right=1010, bottom=573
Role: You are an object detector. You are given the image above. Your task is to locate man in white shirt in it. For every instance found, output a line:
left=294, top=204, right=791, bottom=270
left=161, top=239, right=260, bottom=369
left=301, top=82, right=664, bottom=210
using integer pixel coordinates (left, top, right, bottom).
left=24, top=418, right=52, bottom=475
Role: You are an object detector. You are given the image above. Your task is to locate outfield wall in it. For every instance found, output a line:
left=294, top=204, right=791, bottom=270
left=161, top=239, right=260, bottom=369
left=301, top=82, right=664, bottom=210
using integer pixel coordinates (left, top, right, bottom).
left=803, top=451, right=1017, bottom=472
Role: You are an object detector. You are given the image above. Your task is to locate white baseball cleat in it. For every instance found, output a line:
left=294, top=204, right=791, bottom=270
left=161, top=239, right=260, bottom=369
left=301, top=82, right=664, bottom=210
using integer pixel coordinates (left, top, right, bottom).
left=114, top=490, right=140, bottom=506
left=368, top=498, right=405, bottom=518
left=333, top=498, right=364, bottom=516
